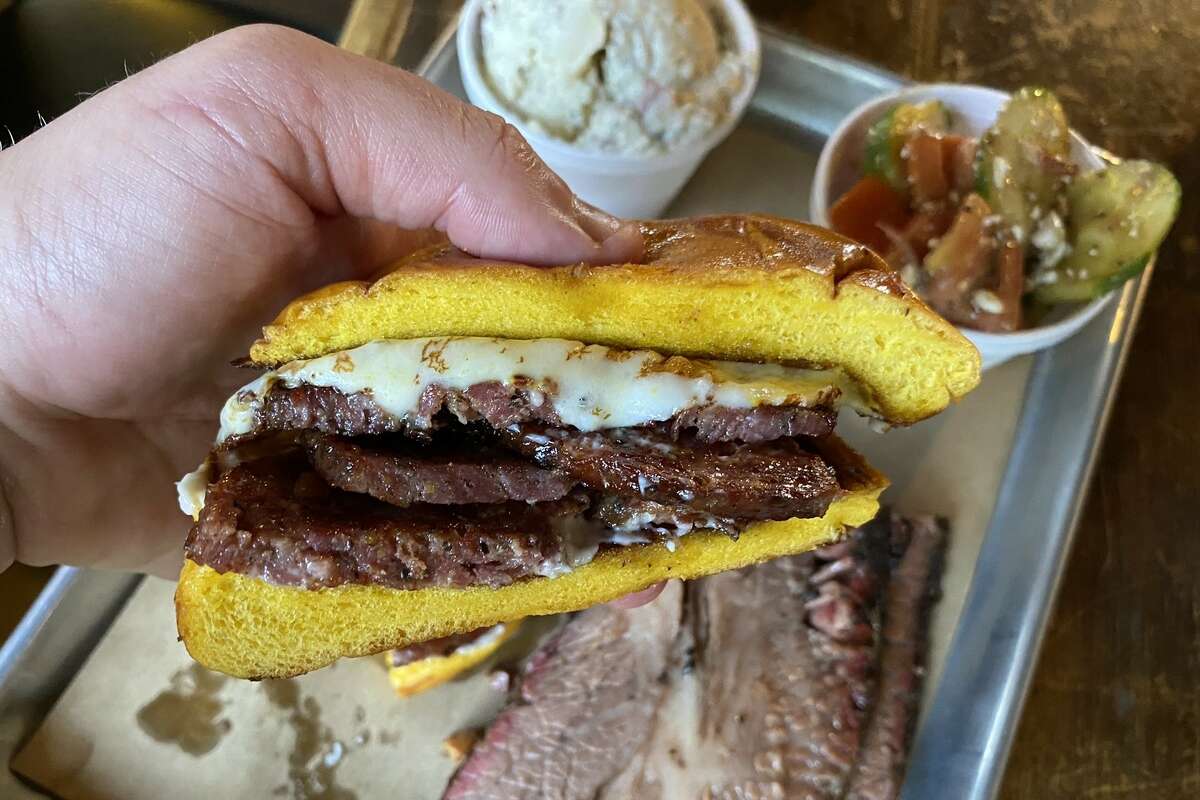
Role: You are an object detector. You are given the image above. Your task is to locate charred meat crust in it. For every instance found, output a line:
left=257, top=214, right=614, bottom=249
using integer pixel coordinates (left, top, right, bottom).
left=844, top=513, right=947, bottom=800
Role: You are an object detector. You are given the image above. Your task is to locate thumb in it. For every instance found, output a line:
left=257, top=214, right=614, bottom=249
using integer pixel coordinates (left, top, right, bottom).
left=140, top=24, right=643, bottom=266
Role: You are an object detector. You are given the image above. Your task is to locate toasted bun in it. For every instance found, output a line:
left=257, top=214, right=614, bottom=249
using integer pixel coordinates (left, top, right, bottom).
left=176, top=437, right=885, bottom=679
left=386, top=621, right=521, bottom=698
left=249, top=215, right=979, bottom=424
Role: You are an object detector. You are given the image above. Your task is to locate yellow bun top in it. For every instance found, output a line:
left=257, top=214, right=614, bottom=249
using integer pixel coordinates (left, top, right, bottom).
left=249, top=215, right=980, bottom=424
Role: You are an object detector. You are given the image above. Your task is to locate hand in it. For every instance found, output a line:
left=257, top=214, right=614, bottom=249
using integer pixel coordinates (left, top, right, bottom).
left=0, top=24, right=642, bottom=579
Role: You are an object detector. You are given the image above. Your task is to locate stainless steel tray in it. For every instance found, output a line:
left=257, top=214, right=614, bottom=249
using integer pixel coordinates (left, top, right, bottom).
left=0, top=23, right=1148, bottom=800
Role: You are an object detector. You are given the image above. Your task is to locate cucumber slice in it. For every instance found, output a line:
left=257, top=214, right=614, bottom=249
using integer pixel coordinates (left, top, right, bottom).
left=1034, top=160, right=1180, bottom=303
left=864, top=100, right=950, bottom=193
left=977, top=87, right=1071, bottom=235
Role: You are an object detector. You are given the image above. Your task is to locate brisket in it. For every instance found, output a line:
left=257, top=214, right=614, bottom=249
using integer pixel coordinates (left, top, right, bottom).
left=502, top=424, right=843, bottom=521
left=235, top=382, right=835, bottom=447
left=443, top=513, right=947, bottom=800
left=671, top=403, right=836, bottom=443
left=304, top=433, right=576, bottom=507
left=184, top=454, right=582, bottom=590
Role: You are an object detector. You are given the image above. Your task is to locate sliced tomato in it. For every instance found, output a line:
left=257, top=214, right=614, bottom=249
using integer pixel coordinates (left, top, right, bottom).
left=970, top=238, right=1024, bottom=332
left=828, top=176, right=911, bottom=254
left=921, top=194, right=997, bottom=323
left=905, top=133, right=951, bottom=206
left=942, top=135, right=978, bottom=194
left=880, top=206, right=956, bottom=270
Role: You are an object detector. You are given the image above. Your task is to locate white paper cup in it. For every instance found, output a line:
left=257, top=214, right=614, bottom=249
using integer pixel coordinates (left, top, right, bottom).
left=457, top=0, right=761, bottom=219
left=811, top=83, right=1113, bottom=371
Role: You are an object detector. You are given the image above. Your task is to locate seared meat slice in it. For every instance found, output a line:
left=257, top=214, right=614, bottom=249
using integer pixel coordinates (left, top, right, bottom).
left=249, top=384, right=405, bottom=439
left=502, top=424, right=843, bottom=521
left=671, top=403, right=835, bottom=443
left=233, top=382, right=836, bottom=446
left=590, top=495, right=739, bottom=539
left=304, top=433, right=576, bottom=507
left=184, top=454, right=586, bottom=590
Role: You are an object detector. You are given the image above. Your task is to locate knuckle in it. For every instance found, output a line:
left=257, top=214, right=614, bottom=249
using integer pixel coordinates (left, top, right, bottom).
left=479, top=112, right=537, bottom=170
left=204, top=23, right=307, bottom=56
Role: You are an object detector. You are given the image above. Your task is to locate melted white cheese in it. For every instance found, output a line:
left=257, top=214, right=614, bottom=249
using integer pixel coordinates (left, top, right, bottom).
left=216, top=337, right=863, bottom=444
left=176, top=459, right=211, bottom=519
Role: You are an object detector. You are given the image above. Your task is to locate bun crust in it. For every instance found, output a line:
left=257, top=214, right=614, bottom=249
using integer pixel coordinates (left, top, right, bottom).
left=176, top=437, right=885, bottom=679
left=248, top=215, right=979, bottom=424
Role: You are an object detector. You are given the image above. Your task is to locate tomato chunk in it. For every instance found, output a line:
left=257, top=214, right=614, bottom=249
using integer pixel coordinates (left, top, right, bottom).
left=905, top=133, right=951, bottom=206
left=971, top=238, right=1024, bottom=332
left=942, top=135, right=978, bottom=194
left=829, top=176, right=911, bottom=254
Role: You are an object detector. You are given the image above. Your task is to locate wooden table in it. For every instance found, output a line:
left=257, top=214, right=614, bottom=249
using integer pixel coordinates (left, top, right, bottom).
left=750, top=1, right=1200, bottom=797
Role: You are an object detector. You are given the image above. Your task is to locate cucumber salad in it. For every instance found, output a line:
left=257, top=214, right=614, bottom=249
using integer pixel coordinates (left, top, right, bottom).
left=830, top=87, right=1180, bottom=332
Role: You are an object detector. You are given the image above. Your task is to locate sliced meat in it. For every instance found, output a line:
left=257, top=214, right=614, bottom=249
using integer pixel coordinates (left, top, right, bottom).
left=184, top=454, right=583, bottom=590
left=250, top=384, right=406, bottom=440
left=304, top=433, right=576, bottom=507
left=503, top=424, right=843, bottom=521
left=447, top=381, right=565, bottom=430
left=671, top=403, right=836, bottom=443
left=234, top=382, right=835, bottom=446
left=445, top=513, right=947, bottom=800
left=389, top=628, right=491, bottom=668
left=443, top=583, right=683, bottom=800
left=845, top=514, right=947, bottom=800
left=591, top=495, right=739, bottom=539
left=231, top=382, right=564, bottom=446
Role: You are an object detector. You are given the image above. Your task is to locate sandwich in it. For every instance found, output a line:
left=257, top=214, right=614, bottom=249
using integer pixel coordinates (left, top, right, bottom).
left=175, top=214, right=980, bottom=679
left=385, top=621, right=522, bottom=698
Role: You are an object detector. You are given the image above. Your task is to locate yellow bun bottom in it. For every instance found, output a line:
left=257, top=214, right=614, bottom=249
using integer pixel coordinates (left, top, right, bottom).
left=176, top=452, right=884, bottom=679
left=386, top=621, right=522, bottom=698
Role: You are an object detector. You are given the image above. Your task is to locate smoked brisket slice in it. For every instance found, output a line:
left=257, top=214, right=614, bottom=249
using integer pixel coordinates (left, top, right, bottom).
left=501, top=424, right=843, bottom=521
left=184, top=454, right=580, bottom=590
left=232, top=382, right=836, bottom=447
left=671, top=402, right=836, bottom=443
left=443, top=513, right=947, bottom=800
left=304, top=433, right=576, bottom=507
left=443, top=584, right=683, bottom=800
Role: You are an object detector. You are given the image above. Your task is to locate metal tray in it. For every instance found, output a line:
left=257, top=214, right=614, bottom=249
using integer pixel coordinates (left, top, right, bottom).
left=0, top=23, right=1148, bottom=800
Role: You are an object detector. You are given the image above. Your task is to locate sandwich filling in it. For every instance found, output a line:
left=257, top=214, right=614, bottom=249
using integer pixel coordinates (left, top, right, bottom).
left=181, top=337, right=864, bottom=591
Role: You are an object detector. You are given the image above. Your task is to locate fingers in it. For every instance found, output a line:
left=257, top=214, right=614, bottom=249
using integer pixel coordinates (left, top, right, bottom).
left=607, top=581, right=667, bottom=610
left=146, top=24, right=643, bottom=266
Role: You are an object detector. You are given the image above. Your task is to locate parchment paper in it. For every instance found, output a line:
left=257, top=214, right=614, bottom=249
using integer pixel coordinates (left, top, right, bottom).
left=12, top=577, right=531, bottom=800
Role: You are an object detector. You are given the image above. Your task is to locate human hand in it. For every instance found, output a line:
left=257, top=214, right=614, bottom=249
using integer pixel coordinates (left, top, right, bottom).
left=0, top=24, right=643, bottom=579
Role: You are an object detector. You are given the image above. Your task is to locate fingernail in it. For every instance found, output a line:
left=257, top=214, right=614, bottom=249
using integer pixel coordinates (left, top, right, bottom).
left=596, top=223, right=645, bottom=264
left=571, top=196, right=624, bottom=242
